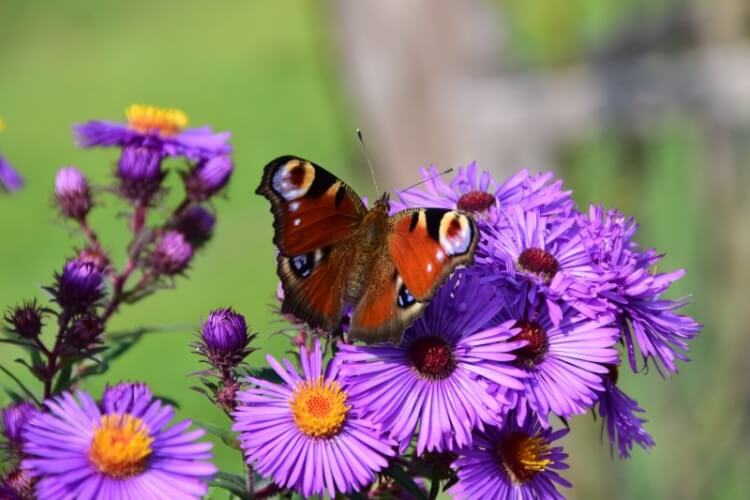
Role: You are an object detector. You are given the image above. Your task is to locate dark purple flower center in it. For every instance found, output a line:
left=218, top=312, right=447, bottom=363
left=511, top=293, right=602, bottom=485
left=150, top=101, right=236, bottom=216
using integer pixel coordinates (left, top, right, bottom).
left=409, top=336, right=456, bottom=379
left=456, top=191, right=495, bottom=213
left=517, top=248, right=560, bottom=282
left=4, top=301, right=43, bottom=338
left=607, top=364, right=619, bottom=385
left=512, top=320, right=548, bottom=368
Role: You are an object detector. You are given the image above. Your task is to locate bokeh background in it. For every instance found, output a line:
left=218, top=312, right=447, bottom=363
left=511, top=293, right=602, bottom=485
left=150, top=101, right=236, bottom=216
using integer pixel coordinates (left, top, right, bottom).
left=1, top=1, right=748, bottom=498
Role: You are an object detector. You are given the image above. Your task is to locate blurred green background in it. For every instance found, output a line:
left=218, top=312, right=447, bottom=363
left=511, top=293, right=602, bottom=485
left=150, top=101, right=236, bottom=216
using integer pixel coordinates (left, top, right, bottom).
left=1, top=1, right=747, bottom=499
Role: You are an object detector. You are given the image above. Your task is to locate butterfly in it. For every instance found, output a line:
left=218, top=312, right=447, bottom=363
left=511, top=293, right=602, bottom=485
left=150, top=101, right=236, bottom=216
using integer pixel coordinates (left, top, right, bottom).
left=256, top=155, right=479, bottom=343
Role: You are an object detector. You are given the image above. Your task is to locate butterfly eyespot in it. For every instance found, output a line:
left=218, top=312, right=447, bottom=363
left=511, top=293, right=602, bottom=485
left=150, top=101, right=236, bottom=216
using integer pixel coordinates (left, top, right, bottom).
left=290, top=252, right=315, bottom=278
left=438, top=213, right=473, bottom=256
left=272, top=160, right=315, bottom=201
left=397, top=282, right=416, bottom=309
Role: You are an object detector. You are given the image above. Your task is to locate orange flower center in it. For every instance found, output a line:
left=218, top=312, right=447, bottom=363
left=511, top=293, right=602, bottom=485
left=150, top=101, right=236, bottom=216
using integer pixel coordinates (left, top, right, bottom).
left=291, top=377, right=349, bottom=438
left=496, top=431, right=553, bottom=483
left=126, top=104, right=188, bottom=136
left=88, top=414, right=153, bottom=478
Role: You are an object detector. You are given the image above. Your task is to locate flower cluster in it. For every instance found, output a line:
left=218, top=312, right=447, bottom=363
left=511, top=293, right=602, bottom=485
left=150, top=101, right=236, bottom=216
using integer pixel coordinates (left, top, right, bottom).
left=0, top=108, right=234, bottom=498
left=228, top=162, right=700, bottom=498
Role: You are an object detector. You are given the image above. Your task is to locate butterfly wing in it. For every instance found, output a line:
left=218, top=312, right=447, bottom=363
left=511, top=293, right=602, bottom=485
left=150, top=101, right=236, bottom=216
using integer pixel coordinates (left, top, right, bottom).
left=256, top=156, right=367, bottom=256
left=388, top=208, right=478, bottom=300
left=349, top=252, right=427, bottom=343
left=257, top=156, right=366, bottom=332
left=349, top=208, right=478, bottom=343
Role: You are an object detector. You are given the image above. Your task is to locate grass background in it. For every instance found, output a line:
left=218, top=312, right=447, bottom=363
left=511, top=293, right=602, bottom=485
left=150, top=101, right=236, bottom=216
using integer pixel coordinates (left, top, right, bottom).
left=0, top=1, right=745, bottom=498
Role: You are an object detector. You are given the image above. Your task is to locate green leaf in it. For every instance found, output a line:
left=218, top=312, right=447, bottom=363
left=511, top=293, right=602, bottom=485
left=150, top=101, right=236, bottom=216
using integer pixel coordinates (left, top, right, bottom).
left=53, top=361, right=73, bottom=394
left=194, top=420, right=241, bottom=450
left=0, top=338, right=35, bottom=349
left=210, top=471, right=250, bottom=499
left=385, top=464, right=428, bottom=500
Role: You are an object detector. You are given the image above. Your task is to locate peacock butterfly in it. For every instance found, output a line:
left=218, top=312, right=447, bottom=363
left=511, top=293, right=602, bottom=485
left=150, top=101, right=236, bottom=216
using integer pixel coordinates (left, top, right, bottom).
left=256, top=155, right=479, bottom=343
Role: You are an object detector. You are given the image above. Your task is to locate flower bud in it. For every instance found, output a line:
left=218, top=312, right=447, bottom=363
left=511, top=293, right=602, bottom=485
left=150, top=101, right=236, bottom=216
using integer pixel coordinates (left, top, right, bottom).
left=117, top=145, right=165, bottom=202
left=77, top=245, right=110, bottom=272
left=50, top=259, right=105, bottom=312
left=184, top=155, right=233, bottom=201
left=1, top=401, right=36, bottom=450
left=4, top=300, right=44, bottom=339
left=55, top=166, right=91, bottom=219
left=102, top=382, right=153, bottom=414
left=0, top=155, right=23, bottom=193
left=151, top=231, right=193, bottom=275
left=175, top=206, right=215, bottom=247
left=196, top=308, right=254, bottom=370
left=64, top=313, right=104, bottom=349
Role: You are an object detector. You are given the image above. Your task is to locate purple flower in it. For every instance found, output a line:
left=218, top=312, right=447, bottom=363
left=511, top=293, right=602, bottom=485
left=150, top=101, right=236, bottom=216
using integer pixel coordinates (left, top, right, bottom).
left=4, top=300, right=44, bottom=338
left=54, top=166, right=91, bottom=220
left=392, top=162, right=573, bottom=219
left=579, top=206, right=701, bottom=374
left=74, top=104, right=231, bottom=161
left=2, top=401, right=37, bottom=451
left=492, top=286, right=619, bottom=426
left=22, top=390, right=216, bottom=499
left=0, top=155, right=23, bottom=193
left=101, top=382, right=153, bottom=414
left=449, top=415, right=571, bottom=500
left=117, top=145, right=166, bottom=202
left=337, top=273, right=526, bottom=454
left=196, top=308, right=254, bottom=370
left=184, top=155, right=233, bottom=201
left=175, top=206, right=216, bottom=247
left=151, top=231, right=193, bottom=275
left=232, top=340, right=396, bottom=498
left=483, top=205, right=605, bottom=324
left=50, top=259, right=105, bottom=312
left=597, top=366, right=654, bottom=458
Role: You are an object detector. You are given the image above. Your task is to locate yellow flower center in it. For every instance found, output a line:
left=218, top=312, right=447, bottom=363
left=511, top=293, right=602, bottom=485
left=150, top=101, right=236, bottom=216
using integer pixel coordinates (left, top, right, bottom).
left=125, top=104, right=188, bottom=136
left=291, top=377, right=349, bottom=438
left=88, top=414, right=153, bottom=478
left=0, top=117, right=6, bottom=133
left=496, top=431, right=553, bottom=484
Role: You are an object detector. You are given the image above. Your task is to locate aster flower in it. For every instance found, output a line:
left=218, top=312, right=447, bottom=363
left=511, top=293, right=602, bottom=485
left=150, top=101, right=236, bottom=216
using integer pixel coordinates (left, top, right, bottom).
left=184, top=155, right=234, bottom=201
left=392, top=161, right=573, bottom=219
left=1, top=401, right=37, bottom=452
left=151, top=230, right=193, bottom=275
left=597, top=366, right=654, bottom=459
left=174, top=206, right=216, bottom=247
left=4, top=300, right=44, bottom=339
left=0, top=155, right=23, bottom=193
left=55, top=166, right=91, bottom=220
left=232, top=340, right=396, bottom=498
left=337, top=273, right=526, bottom=454
left=74, top=104, right=231, bottom=161
left=449, top=415, right=571, bottom=500
left=492, top=285, right=619, bottom=426
left=49, top=259, right=105, bottom=313
left=22, top=390, right=216, bottom=499
left=579, top=205, right=701, bottom=374
left=483, top=205, right=605, bottom=324
left=117, top=144, right=166, bottom=203
left=195, top=308, right=254, bottom=371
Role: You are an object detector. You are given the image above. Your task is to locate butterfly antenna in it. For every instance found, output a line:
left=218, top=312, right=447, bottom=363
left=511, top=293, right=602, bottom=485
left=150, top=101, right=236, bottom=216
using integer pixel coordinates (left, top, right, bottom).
left=356, top=128, right=380, bottom=194
left=400, top=167, right=454, bottom=192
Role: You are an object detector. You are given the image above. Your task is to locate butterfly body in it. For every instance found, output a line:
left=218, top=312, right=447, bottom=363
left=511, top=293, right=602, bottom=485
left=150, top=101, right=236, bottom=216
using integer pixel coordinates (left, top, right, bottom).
left=257, top=156, right=478, bottom=343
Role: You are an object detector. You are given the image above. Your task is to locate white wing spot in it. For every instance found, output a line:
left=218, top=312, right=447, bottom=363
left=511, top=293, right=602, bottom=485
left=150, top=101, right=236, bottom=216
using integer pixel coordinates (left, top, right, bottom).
left=293, top=218, right=301, bottom=226
left=427, top=263, right=433, bottom=273
left=290, top=201, right=300, bottom=212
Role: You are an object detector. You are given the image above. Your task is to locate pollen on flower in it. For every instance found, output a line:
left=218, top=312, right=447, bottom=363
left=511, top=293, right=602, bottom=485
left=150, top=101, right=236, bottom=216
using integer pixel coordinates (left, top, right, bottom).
left=126, top=104, right=188, bottom=136
left=496, top=431, right=553, bottom=484
left=517, top=247, right=560, bottom=282
left=512, top=320, right=549, bottom=368
left=291, top=377, right=349, bottom=438
left=457, top=190, right=495, bottom=213
left=409, top=336, right=456, bottom=379
left=88, top=414, right=153, bottom=478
